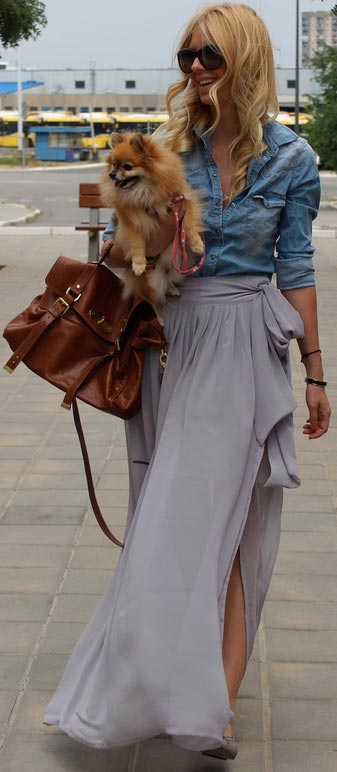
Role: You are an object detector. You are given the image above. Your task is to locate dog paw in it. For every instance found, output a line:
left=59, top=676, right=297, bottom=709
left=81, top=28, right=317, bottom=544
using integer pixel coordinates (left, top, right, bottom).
left=132, top=262, right=146, bottom=276
left=167, top=285, right=181, bottom=297
left=188, top=234, right=204, bottom=255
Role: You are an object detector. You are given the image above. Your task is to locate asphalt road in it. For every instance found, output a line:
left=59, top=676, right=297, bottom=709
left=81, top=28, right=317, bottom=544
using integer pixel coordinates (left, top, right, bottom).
left=0, top=162, right=110, bottom=227
left=0, top=160, right=336, bottom=228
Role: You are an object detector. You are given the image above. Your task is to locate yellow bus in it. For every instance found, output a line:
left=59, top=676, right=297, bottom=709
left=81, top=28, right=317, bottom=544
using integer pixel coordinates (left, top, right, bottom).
left=79, top=112, right=115, bottom=149
left=0, top=110, right=85, bottom=147
left=113, top=112, right=169, bottom=134
left=276, top=111, right=311, bottom=128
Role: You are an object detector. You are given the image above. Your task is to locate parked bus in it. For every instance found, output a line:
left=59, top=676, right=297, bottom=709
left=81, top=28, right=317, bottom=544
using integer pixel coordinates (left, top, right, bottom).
left=113, top=112, right=169, bottom=134
left=79, top=112, right=115, bottom=149
left=276, top=111, right=311, bottom=128
left=0, top=110, right=85, bottom=147
left=0, top=110, right=114, bottom=148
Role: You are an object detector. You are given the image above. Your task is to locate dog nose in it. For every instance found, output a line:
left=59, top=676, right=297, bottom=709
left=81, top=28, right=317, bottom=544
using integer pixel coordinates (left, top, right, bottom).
left=109, top=171, right=116, bottom=180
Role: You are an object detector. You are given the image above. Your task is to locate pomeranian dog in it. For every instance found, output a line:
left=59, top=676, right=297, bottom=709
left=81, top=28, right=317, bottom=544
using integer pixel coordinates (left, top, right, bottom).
left=100, top=132, right=204, bottom=321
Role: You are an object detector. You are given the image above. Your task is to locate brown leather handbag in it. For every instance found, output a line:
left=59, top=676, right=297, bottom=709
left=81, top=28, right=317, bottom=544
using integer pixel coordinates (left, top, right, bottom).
left=3, top=254, right=167, bottom=547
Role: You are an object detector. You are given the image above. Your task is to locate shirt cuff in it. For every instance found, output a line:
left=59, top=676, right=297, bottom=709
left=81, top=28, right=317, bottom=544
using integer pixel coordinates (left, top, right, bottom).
left=275, top=256, right=316, bottom=290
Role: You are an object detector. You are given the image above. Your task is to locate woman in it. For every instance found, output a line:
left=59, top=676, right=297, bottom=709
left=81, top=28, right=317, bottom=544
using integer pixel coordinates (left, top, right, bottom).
left=44, top=3, right=331, bottom=760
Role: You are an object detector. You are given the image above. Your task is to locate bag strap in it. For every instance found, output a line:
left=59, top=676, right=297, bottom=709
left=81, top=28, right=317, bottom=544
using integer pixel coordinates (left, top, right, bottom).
left=72, top=398, right=124, bottom=548
left=3, top=298, right=75, bottom=374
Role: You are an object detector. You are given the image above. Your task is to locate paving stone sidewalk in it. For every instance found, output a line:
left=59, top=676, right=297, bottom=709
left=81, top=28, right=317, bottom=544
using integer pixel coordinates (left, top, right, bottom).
left=0, top=233, right=336, bottom=772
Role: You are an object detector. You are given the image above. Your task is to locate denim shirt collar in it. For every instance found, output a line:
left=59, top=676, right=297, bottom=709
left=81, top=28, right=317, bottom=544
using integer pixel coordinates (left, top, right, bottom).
left=192, top=120, right=298, bottom=186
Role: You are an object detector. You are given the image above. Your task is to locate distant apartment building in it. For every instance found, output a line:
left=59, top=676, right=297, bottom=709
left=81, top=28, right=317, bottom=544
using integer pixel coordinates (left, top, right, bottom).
left=302, top=11, right=337, bottom=66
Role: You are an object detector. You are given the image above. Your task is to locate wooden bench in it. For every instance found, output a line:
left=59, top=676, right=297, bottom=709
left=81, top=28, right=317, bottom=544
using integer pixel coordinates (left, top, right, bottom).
left=75, top=182, right=109, bottom=262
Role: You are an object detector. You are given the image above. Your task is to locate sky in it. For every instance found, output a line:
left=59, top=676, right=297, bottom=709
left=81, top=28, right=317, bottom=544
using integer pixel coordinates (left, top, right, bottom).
left=1, top=0, right=336, bottom=71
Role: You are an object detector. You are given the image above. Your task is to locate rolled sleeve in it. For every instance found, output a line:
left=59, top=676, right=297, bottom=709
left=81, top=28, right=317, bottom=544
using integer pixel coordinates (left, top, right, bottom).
left=275, top=142, right=320, bottom=290
left=102, top=211, right=117, bottom=242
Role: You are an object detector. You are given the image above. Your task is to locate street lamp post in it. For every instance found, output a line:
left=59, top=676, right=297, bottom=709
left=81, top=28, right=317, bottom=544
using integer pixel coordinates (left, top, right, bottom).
left=295, top=0, right=300, bottom=134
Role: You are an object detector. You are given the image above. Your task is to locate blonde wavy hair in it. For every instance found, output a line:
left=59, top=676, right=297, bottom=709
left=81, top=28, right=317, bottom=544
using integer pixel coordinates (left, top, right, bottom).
left=158, top=3, right=278, bottom=200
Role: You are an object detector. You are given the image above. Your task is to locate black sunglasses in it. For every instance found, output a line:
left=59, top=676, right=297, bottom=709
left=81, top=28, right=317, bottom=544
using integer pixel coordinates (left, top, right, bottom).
left=177, top=45, right=224, bottom=74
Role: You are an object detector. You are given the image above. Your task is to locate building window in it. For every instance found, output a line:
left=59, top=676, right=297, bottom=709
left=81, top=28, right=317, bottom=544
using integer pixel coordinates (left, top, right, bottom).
left=125, top=80, right=136, bottom=89
left=134, top=107, right=143, bottom=112
left=120, top=107, right=129, bottom=112
left=146, top=107, right=155, bottom=112
left=287, top=80, right=296, bottom=89
left=75, top=80, right=85, bottom=89
left=94, top=106, right=102, bottom=111
left=68, top=107, right=76, bottom=114
left=80, top=106, right=89, bottom=112
left=107, top=107, right=115, bottom=113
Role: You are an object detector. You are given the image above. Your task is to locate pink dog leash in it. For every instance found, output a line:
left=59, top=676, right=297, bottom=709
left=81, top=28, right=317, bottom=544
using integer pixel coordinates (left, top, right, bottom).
left=170, top=194, right=206, bottom=275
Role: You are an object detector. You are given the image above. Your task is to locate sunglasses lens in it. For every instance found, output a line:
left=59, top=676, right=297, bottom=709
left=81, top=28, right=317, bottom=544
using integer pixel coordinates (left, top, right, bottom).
left=177, top=46, right=224, bottom=73
left=177, top=50, right=195, bottom=73
left=201, top=46, right=223, bottom=70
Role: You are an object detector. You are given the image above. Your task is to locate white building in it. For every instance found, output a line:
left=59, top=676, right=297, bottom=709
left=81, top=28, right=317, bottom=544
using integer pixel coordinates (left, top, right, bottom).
left=302, top=11, right=337, bottom=66
left=0, top=66, right=322, bottom=113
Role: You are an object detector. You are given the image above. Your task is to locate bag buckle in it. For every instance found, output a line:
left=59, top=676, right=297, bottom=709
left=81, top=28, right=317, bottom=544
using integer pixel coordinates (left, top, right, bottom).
left=54, top=296, right=70, bottom=314
left=54, top=288, right=81, bottom=315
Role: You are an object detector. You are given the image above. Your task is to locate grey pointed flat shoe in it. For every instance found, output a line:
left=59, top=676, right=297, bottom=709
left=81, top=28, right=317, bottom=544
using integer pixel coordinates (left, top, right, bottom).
left=202, top=720, right=238, bottom=761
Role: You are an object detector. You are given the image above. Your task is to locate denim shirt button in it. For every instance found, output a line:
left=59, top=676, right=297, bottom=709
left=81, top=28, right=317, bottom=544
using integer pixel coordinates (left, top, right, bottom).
left=215, top=228, right=221, bottom=235
left=212, top=172, right=217, bottom=177
left=215, top=199, right=221, bottom=206
left=210, top=255, right=216, bottom=261
left=231, top=202, right=237, bottom=207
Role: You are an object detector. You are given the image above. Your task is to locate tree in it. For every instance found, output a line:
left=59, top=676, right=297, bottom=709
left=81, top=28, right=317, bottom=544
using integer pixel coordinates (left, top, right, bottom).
left=320, top=1, right=337, bottom=15
left=304, top=44, right=337, bottom=170
left=0, top=0, right=47, bottom=48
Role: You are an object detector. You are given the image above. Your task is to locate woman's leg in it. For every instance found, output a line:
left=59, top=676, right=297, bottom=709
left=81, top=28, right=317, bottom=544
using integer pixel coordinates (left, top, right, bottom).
left=222, top=550, right=247, bottom=735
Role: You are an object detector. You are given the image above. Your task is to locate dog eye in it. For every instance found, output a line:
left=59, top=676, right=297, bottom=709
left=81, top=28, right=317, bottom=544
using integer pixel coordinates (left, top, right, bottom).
left=122, top=163, right=133, bottom=171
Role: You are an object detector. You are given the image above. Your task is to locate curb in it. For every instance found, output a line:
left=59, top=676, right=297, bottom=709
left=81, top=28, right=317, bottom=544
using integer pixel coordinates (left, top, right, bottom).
left=0, top=162, right=104, bottom=173
left=0, top=226, right=79, bottom=235
left=313, top=228, right=337, bottom=238
left=0, top=206, right=41, bottom=227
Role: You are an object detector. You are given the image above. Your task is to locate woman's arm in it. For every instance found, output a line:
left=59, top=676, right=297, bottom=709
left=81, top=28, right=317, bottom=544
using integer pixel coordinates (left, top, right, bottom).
left=101, top=206, right=184, bottom=269
left=281, top=285, right=331, bottom=439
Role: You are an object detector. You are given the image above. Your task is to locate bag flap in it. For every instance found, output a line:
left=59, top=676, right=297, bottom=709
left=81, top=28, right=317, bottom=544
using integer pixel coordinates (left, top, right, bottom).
left=43, top=255, right=164, bottom=345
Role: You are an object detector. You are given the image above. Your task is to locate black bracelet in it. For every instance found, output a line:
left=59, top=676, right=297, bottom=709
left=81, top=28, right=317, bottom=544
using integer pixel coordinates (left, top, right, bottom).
left=305, top=377, right=327, bottom=388
left=301, top=348, right=321, bottom=362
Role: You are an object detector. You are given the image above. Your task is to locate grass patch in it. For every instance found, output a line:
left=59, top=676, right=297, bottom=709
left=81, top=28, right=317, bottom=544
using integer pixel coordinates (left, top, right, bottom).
left=0, top=155, right=23, bottom=166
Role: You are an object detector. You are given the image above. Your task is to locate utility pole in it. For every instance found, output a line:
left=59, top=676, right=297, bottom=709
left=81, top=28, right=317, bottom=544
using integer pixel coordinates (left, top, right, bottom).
left=294, top=0, right=300, bottom=134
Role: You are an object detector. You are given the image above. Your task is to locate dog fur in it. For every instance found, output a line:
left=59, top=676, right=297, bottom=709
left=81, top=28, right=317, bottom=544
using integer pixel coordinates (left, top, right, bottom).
left=100, top=132, right=204, bottom=321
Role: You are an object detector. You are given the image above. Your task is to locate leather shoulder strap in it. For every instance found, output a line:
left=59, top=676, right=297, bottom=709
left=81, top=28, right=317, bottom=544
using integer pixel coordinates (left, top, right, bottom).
left=72, top=399, right=124, bottom=548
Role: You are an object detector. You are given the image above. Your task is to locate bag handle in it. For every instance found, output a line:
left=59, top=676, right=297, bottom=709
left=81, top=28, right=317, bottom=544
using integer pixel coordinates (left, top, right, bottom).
left=72, top=398, right=124, bottom=548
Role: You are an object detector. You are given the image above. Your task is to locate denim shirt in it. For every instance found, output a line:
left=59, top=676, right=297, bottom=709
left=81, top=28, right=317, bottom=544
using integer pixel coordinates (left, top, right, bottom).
left=102, top=121, right=320, bottom=290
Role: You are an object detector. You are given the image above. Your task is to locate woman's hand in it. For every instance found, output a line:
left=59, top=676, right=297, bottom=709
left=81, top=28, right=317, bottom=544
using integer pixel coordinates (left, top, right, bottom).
left=303, top=385, right=331, bottom=439
left=146, top=199, right=185, bottom=257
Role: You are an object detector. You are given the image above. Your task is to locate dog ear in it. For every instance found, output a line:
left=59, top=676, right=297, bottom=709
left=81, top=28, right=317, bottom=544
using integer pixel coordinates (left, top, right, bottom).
left=109, top=132, right=123, bottom=148
left=130, top=133, right=149, bottom=155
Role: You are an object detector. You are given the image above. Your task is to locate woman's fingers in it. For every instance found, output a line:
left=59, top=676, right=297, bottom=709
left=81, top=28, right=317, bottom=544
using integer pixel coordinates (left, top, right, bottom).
left=303, top=387, right=331, bottom=439
left=146, top=202, right=183, bottom=257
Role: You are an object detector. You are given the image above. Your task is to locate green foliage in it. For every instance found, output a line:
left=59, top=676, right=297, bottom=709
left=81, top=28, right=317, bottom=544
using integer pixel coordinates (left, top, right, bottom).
left=0, top=0, right=47, bottom=48
left=320, top=1, right=337, bottom=14
left=304, top=44, right=337, bottom=170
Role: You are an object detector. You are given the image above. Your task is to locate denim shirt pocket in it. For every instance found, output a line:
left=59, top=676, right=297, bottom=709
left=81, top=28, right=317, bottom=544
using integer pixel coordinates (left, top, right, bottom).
left=246, top=194, right=286, bottom=241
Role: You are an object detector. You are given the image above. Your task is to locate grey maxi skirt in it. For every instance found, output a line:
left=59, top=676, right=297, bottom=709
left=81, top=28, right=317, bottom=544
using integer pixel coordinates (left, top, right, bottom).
left=44, top=276, right=304, bottom=752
